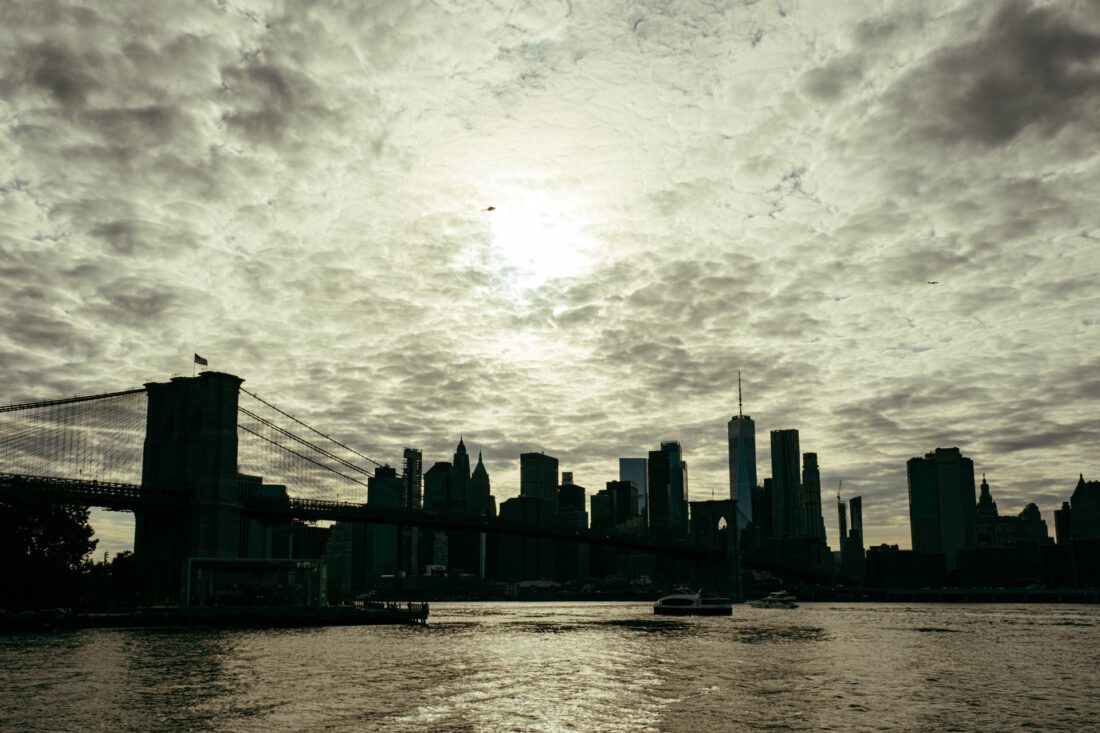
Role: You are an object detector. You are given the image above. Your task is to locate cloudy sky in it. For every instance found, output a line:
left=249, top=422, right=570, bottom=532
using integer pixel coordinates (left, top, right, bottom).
left=3, top=0, right=1099, bottom=557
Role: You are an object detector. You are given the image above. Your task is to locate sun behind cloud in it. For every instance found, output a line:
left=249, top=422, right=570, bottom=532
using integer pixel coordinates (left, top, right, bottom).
left=486, top=189, right=595, bottom=283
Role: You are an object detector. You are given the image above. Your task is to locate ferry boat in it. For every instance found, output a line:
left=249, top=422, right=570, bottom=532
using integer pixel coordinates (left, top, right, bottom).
left=748, top=591, right=798, bottom=609
left=653, top=590, right=733, bottom=616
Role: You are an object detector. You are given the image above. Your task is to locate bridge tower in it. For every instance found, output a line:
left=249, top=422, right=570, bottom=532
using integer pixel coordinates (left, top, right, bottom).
left=135, top=372, right=244, bottom=582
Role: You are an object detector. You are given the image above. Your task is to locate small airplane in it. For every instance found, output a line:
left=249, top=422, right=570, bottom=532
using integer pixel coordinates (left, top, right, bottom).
left=482, top=206, right=496, bottom=212
left=927, top=281, right=939, bottom=284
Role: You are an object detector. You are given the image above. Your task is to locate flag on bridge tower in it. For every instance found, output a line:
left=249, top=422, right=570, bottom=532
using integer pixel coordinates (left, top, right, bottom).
left=194, top=353, right=208, bottom=366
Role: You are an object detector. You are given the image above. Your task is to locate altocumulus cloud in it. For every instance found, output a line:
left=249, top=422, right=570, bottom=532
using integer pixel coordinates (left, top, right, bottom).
left=1, top=0, right=1098, bottom=555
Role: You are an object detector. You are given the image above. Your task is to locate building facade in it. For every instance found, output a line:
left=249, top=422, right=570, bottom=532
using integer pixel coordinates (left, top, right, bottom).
left=907, top=447, right=978, bottom=570
left=769, top=429, right=801, bottom=538
left=727, top=414, right=757, bottom=529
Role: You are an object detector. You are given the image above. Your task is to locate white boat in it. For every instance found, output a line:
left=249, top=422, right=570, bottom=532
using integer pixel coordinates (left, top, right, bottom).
left=653, top=590, right=732, bottom=616
left=748, top=591, right=798, bottom=609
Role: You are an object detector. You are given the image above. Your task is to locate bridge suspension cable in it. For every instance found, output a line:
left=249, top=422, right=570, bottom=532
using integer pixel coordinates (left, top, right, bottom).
left=0, top=388, right=147, bottom=485
left=236, top=390, right=398, bottom=503
left=0, top=388, right=146, bottom=414
left=240, top=388, right=385, bottom=468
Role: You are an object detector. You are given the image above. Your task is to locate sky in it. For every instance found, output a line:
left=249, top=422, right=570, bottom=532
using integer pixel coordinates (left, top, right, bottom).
left=2, top=0, right=1099, bottom=558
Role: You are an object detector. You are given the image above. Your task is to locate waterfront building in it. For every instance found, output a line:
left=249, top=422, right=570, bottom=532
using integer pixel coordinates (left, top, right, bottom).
left=907, top=447, right=978, bottom=570
left=366, top=465, right=405, bottom=577
left=498, top=495, right=555, bottom=581
left=1057, top=474, right=1100, bottom=542
left=556, top=474, right=589, bottom=581
left=975, top=476, right=1051, bottom=547
left=325, top=521, right=367, bottom=601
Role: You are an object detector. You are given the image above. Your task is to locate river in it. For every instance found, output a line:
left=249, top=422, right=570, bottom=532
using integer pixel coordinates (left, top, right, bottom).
left=2, top=602, right=1098, bottom=732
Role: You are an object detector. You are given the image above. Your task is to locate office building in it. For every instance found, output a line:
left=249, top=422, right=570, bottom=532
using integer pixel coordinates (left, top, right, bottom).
left=802, top=452, right=826, bottom=541
left=451, top=438, right=471, bottom=507
left=842, top=495, right=865, bottom=578
left=423, top=462, right=451, bottom=511
left=770, top=429, right=801, bottom=538
left=619, top=457, right=649, bottom=518
left=727, top=375, right=757, bottom=529
left=975, top=476, right=1050, bottom=547
left=907, top=447, right=978, bottom=570
left=401, top=448, right=423, bottom=575
left=520, top=452, right=559, bottom=506
left=1056, top=474, right=1100, bottom=542
left=469, top=451, right=494, bottom=516
left=837, top=494, right=848, bottom=555
left=403, top=448, right=422, bottom=509
left=366, top=465, right=405, bottom=577
left=558, top=474, right=586, bottom=513
left=498, top=495, right=554, bottom=581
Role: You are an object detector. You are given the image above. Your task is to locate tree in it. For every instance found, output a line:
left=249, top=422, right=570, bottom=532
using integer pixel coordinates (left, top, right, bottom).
left=0, top=493, right=98, bottom=610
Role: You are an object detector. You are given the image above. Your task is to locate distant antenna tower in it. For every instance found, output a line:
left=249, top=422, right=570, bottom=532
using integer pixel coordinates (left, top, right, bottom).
left=738, top=370, right=743, bottom=418
left=837, top=479, right=842, bottom=499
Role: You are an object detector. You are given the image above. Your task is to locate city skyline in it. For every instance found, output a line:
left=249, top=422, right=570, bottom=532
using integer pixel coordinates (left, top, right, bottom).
left=3, top=1, right=1099, bottom=558
left=70, top=384, right=1089, bottom=560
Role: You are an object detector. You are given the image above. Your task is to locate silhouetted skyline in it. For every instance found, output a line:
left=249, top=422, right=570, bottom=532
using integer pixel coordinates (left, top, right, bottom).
left=3, top=1, right=1099, bottom=558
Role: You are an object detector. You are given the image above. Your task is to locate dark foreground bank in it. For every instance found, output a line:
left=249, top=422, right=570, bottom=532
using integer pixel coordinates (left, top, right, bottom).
left=0, top=602, right=429, bottom=631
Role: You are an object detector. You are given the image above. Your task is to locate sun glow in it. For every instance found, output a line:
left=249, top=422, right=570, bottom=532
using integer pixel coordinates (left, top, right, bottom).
left=487, top=191, right=594, bottom=282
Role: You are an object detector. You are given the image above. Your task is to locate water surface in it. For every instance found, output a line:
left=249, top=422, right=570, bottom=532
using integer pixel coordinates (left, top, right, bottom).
left=2, top=603, right=1098, bottom=732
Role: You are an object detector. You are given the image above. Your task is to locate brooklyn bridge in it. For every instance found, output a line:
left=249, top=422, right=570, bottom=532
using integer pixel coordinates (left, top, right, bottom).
left=0, top=371, right=829, bottom=602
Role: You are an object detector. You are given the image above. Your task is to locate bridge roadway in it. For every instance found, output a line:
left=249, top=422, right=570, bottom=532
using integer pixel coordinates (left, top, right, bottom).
left=1, top=472, right=839, bottom=580
left=0, top=473, right=723, bottom=560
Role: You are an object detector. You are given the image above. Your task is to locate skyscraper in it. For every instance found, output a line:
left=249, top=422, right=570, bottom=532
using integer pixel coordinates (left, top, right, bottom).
left=451, top=438, right=471, bottom=506
left=849, top=495, right=863, bottom=541
left=843, top=494, right=866, bottom=578
left=647, top=448, right=670, bottom=533
left=769, top=429, right=801, bottom=538
left=619, top=457, right=648, bottom=517
left=661, top=441, right=688, bottom=536
left=907, top=447, right=978, bottom=570
left=469, top=450, right=494, bottom=516
left=366, top=465, right=404, bottom=577
left=520, top=452, right=559, bottom=505
left=403, top=448, right=423, bottom=509
left=837, top=493, right=848, bottom=556
left=646, top=443, right=687, bottom=536
left=802, top=452, right=826, bottom=541
left=423, top=462, right=451, bottom=511
left=727, top=373, right=757, bottom=529
left=401, top=447, right=423, bottom=575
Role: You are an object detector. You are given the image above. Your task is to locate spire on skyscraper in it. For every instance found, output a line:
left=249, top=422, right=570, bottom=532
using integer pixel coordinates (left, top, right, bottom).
left=472, top=450, right=488, bottom=479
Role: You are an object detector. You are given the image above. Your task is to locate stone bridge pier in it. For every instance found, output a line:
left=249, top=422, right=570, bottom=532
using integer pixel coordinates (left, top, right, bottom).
left=134, top=371, right=244, bottom=596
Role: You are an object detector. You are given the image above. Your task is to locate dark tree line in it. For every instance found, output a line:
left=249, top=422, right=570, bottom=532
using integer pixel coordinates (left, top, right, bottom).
left=0, top=493, right=97, bottom=610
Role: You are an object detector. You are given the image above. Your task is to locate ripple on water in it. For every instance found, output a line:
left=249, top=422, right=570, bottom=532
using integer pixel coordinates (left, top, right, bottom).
left=2, top=603, right=1098, bottom=733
